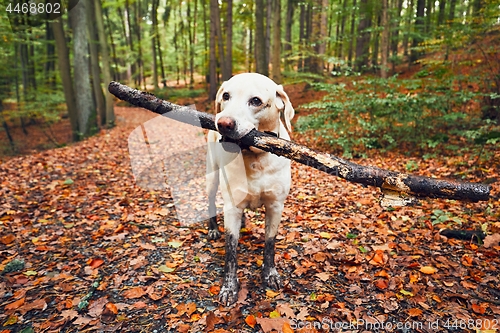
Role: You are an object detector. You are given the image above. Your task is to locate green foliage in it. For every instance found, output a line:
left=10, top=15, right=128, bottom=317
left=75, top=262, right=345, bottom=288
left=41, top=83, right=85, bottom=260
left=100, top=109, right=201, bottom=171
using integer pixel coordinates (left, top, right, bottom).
left=296, top=73, right=493, bottom=157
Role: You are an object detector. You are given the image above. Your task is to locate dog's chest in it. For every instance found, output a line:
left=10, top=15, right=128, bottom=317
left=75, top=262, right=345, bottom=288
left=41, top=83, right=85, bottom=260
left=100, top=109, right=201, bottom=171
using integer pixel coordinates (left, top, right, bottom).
left=242, top=153, right=290, bottom=208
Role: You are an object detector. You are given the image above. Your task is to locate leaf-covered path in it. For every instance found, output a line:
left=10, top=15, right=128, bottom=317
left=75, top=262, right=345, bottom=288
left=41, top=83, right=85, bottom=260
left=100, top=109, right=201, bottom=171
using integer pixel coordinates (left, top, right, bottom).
left=1, top=106, right=499, bottom=333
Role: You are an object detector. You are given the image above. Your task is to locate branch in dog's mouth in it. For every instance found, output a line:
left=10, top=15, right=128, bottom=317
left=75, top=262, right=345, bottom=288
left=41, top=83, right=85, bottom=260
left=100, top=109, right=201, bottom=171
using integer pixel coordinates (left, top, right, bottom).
left=108, top=81, right=491, bottom=204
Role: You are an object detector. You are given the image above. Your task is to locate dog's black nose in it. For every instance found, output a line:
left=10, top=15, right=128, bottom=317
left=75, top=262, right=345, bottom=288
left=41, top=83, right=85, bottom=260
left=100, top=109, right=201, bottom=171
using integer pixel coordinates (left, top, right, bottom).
left=217, top=117, right=235, bottom=135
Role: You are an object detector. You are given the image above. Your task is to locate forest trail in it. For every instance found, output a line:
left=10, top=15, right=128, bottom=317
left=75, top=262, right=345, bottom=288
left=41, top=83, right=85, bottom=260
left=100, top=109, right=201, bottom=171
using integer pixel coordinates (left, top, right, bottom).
left=1, top=101, right=499, bottom=332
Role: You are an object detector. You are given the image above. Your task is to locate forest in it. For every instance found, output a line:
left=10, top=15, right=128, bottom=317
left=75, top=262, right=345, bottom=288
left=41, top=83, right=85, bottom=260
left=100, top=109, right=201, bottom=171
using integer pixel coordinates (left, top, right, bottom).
left=1, top=0, right=500, bottom=332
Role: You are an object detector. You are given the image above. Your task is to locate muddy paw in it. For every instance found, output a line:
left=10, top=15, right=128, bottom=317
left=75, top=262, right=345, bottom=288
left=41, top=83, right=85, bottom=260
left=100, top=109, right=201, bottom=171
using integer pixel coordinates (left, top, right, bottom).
left=208, top=228, right=221, bottom=240
left=218, top=278, right=239, bottom=306
left=263, top=267, right=282, bottom=291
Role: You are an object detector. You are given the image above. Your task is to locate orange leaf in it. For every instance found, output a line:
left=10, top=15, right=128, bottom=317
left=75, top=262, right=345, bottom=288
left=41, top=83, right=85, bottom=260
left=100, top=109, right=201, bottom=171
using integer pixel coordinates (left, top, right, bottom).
left=245, top=314, right=257, bottom=328
left=472, top=303, right=486, bottom=314
left=419, top=266, right=437, bottom=275
left=369, top=250, right=385, bottom=266
left=88, top=258, right=104, bottom=269
left=105, top=302, right=118, bottom=314
left=0, top=234, right=16, bottom=245
left=282, top=322, right=294, bottom=333
left=123, top=287, right=146, bottom=299
left=209, top=285, right=220, bottom=295
left=374, top=279, right=388, bottom=290
left=374, top=270, right=389, bottom=278
left=5, top=298, right=25, bottom=311
left=408, top=308, right=423, bottom=317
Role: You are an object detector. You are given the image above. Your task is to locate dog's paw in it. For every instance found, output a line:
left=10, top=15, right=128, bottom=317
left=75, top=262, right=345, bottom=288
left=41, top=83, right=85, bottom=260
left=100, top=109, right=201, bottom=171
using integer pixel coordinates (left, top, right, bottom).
left=219, top=278, right=239, bottom=306
left=263, top=267, right=282, bottom=291
left=208, top=228, right=221, bottom=240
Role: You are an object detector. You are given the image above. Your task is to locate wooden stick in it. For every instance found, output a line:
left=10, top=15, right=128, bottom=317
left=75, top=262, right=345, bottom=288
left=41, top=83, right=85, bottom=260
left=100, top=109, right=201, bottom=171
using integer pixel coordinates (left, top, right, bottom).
left=108, top=81, right=491, bottom=203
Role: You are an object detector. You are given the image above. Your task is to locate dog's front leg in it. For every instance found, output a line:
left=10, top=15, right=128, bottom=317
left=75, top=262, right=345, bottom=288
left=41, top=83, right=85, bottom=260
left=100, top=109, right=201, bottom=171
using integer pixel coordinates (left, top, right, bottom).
left=219, top=207, right=243, bottom=305
left=262, top=202, right=284, bottom=290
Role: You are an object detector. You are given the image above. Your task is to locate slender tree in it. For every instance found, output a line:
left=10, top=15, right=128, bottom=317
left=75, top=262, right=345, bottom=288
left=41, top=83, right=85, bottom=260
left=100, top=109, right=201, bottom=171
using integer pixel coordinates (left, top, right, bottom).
left=51, top=17, right=78, bottom=140
left=70, top=0, right=96, bottom=136
left=410, top=0, right=426, bottom=63
left=271, top=0, right=282, bottom=82
left=284, top=0, right=295, bottom=70
left=355, top=0, right=372, bottom=71
left=86, top=0, right=106, bottom=127
left=95, top=0, right=115, bottom=126
left=255, top=0, right=268, bottom=75
left=209, top=0, right=218, bottom=99
left=224, top=0, right=233, bottom=80
left=347, top=0, right=357, bottom=67
left=381, top=0, right=390, bottom=78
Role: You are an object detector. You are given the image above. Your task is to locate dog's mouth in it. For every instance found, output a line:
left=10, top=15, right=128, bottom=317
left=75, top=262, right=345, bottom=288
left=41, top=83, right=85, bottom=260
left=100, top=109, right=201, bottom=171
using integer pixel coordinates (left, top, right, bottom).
left=219, top=131, right=278, bottom=153
left=219, top=136, right=244, bottom=153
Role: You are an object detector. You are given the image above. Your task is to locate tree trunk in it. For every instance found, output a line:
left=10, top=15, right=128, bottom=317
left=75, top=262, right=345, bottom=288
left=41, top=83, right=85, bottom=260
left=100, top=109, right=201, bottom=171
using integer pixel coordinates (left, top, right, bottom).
left=213, top=0, right=226, bottom=80
left=337, top=0, right=348, bottom=59
left=425, top=0, right=433, bottom=35
left=151, top=0, right=159, bottom=90
left=437, top=0, right=446, bottom=26
left=381, top=0, right=390, bottom=78
left=255, top=0, right=268, bottom=75
left=403, top=0, right=413, bottom=57
left=70, top=0, right=96, bottom=137
left=297, top=2, right=305, bottom=71
left=355, top=0, right=372, bottom=72
left=86, top=0, right=106, bottom=127
left=266, top=0, right=272, bottom=69
left=271, top=0, right=282, bottom=82
left=51, top=17, right=78, bottom=140
left=134, top=0, right=144, bottom=89
left=391, top=0, right=404, bottom=57
left=372, top=12, right=381, bottom=67
left=108, top=81, right=492, bottom=204
left=284, top=0, right=294, bottom=70
left=103, top=8, right=119, bottom=81
left=410, top=0, right=426, bottom=64
left=44, top=22, right=56, bottom=88
left=124, top=0, right=134, bottom=83
left=224, top=0, right=233, bottom=80
left=209, top=0, right=218, bottom=100
left=347, top=0, right=357, bottom=68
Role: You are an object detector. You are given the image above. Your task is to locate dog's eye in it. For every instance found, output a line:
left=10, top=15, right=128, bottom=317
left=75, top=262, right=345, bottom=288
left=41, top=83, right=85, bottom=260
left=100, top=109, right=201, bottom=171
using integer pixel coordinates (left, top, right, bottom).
left=249, top=97, right=263, bottom=107
left=222, top=92, right=230, bottom=101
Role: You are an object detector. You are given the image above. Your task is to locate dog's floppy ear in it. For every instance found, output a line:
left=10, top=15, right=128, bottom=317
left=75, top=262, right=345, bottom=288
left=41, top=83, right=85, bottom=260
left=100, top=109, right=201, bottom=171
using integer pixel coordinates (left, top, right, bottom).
left=275, top=85, right=295, bottom=133
left=214, top=82, right=226, bottom=114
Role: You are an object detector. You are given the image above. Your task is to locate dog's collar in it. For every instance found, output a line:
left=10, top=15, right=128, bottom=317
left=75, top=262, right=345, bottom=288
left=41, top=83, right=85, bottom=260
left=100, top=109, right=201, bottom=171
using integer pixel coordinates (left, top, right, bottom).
left=264, top=131, right=279, bottom=138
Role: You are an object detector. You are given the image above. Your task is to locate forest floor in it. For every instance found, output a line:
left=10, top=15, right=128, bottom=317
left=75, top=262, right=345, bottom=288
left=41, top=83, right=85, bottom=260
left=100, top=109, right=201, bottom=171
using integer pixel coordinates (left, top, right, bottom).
left=0, top=78, right=499, bottom=333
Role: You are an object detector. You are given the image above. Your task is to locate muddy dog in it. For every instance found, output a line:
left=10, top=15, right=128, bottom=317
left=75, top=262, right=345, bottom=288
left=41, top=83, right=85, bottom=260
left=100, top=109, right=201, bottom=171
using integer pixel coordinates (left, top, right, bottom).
left=206, top=73, right=295, bottom=305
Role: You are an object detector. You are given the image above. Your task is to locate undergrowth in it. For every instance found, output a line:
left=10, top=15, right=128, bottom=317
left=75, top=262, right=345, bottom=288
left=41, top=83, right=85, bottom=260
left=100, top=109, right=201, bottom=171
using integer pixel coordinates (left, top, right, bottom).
left=296, top=74, right=499, bottom=161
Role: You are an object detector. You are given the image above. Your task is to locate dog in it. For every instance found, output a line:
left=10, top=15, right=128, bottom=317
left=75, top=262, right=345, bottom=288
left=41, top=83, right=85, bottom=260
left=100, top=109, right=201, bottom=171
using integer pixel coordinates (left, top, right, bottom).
left=205, top=73, right=295, bottom=305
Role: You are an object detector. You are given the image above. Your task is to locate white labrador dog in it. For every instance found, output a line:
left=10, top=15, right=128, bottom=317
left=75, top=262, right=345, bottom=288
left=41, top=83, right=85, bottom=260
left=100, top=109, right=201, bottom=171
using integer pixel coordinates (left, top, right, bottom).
left=206, top=73, right=294, bottom=305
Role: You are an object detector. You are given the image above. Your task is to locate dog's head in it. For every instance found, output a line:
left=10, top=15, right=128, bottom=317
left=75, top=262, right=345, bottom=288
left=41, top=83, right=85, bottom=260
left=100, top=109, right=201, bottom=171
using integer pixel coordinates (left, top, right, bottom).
left=214, top=73, right=294, bottom=140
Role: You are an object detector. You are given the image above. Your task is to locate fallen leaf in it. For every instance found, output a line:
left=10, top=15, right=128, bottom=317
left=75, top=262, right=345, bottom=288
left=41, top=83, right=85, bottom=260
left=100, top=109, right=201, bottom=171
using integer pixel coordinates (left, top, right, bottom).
left=269, top=310, right=280, bottom=318
left=87, top=258, right=104, bottom=269
left=256, top=317, right=289, bottom=333
left=0, top=234, right=15, bottom=245
left=5, top=297, right=25, bottom=311
left=374, top=279, right=388, bottom=290
left=105, top=302, right=118, bottom=315
left=266, top=290, right=280, bottom=298
left=245, top=314, right=257, bottom=328
left=123, top=287, right=146, bottom=299
left=408, top=308, right=423, bottom=317
left=483, top=234, right=500, bottom=248
left=276, top=303, right=295, bottom=318
left=472, top=303, right=486, bottom=314
left=315, top=272, right=330, bottom=281
left=420, top=266, right=437, bottom=274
